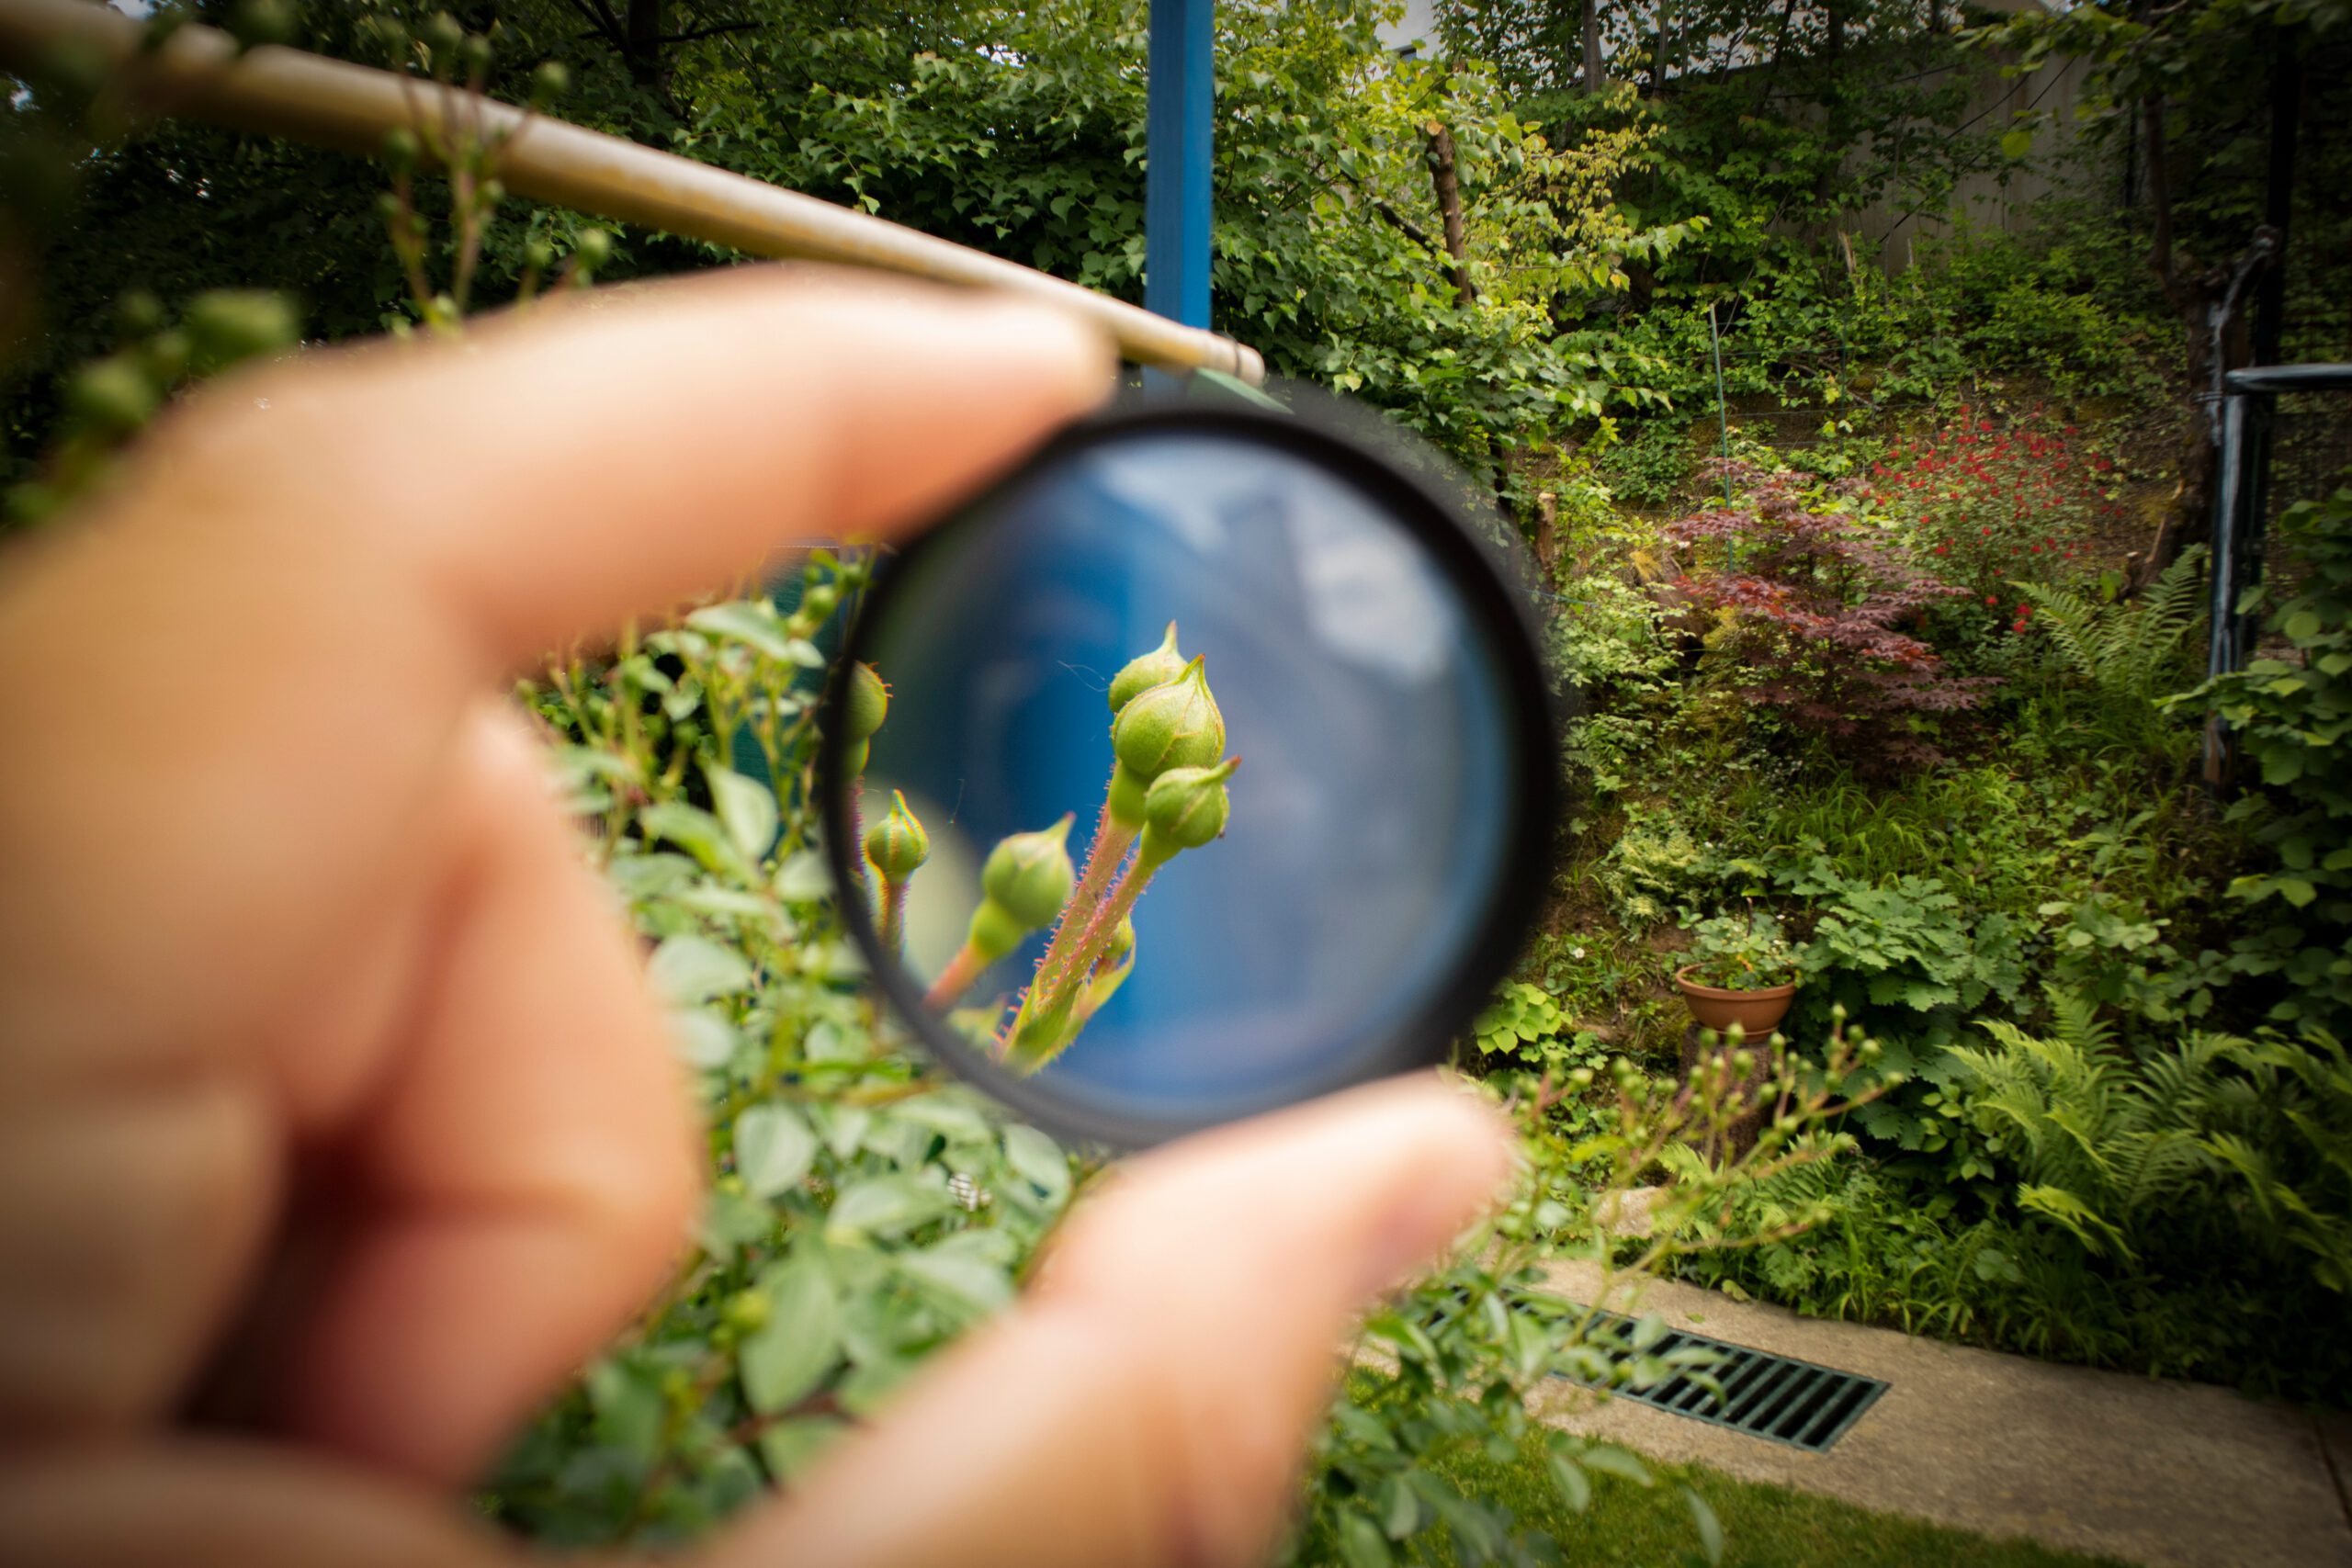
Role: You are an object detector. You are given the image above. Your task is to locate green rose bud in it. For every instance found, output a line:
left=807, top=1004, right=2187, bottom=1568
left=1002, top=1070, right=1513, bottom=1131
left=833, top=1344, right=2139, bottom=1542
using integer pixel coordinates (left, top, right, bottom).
left=1107, top=621, right=1185, bottom=714
left=961, top=815, right=1075, bottom=964
left=422, top=11, right=465, bottom=58
left=864, top=790, right=929, bottom=883
left=114, top=289, right=163, bottom=337
left=574, top=228, right=615, bottom=272
left=1110, top=655, right=1225, bottom=822
left=846, top=661, right=889, bottom=742
left=981, top=814, right=1076, bottom=928
left=530, top=61, right=571, bottom=104
left=141, top=329, right=190, bottom=384
left=1142, top=757, right=1237, bottom=855
left=227, top=0, right=296, bottom=49
left=381, top=125, right=421, bottom=170
left=184, top=289, right=300, bottom=369
left=66, top=357, right=158, bottom=434
left=721, top=1287, right=771, bottom=1334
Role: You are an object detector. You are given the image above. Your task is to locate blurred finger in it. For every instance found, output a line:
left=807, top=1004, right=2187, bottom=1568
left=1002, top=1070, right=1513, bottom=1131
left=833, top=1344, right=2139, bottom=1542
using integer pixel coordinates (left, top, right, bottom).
left=712, top=1076, right=1514, bottom=1568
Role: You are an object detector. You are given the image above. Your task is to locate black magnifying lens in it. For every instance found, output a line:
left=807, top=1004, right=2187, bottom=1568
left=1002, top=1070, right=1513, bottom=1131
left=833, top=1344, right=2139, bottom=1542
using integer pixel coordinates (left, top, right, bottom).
left=817, top=393, right=1557, bottom=1148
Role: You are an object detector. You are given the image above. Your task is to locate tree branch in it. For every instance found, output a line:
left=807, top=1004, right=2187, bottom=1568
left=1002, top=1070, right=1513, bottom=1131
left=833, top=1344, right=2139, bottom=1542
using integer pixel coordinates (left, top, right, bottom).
left=560, top=0, right=625, bottom=46
left=657, top=20, right=764, bottom=44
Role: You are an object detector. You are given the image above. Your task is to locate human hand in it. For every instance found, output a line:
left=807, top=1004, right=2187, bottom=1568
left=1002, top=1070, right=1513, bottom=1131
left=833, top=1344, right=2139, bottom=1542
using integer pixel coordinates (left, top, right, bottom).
left=0, top=270, right=1513, bottom=1567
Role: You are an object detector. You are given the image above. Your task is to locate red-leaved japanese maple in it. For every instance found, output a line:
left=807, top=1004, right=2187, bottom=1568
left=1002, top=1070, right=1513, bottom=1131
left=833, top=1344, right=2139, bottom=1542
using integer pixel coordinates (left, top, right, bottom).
left=1664, top=462, right=1996, bottom=773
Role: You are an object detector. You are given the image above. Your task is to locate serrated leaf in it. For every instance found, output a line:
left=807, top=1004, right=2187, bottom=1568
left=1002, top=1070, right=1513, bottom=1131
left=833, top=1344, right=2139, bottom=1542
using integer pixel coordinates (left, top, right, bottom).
left=733, top=1104, right=817, bottom=1198
left=649, top=933, right=755, bottom=1004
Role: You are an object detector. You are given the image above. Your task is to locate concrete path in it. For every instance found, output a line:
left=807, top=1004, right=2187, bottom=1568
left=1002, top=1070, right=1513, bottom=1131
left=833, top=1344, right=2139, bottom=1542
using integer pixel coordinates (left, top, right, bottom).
left=1529, top=1258, right=2352, bottom=1568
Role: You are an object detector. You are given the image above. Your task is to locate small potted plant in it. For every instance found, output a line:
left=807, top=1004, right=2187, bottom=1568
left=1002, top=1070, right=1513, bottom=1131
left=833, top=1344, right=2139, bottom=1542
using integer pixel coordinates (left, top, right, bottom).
left=1672, top=909, right=1799, bottom=1036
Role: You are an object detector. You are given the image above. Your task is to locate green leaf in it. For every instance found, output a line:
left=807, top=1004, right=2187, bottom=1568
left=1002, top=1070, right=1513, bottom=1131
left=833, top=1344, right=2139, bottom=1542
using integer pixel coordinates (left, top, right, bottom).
left=897, top=1233, right=1015, bottom=1314
left=826, top=1175, right=951, bottom=1241
left=708, top=765, right=780, bottom=862
left=640, top=801, right=755, bottom=880
left=756, top=1415, right=847, bottom=1483
left=1577, top=1444, right=1655, bottom=1487
left=1683, top=1483, right=1725, bottom=1564
left=1002, top=1123, right=1072, bottom=1205
left=686, top=602, right=806, bottom=663
left=740, top=1258, right=841, bottom=1415
left=1999, top=128, right=2034, bottom=159
left=773, top=851, right=836, bottom=902
left=1336, top=1510, right=1395, bottom=1568
left=733, top=1104, right=817, bottom=1198
left=1547, top=1450, right=1592, bottom=1513
left=649, top=933, right=755, bottom=1004
left=669, top=1007, right=739, bottom=1069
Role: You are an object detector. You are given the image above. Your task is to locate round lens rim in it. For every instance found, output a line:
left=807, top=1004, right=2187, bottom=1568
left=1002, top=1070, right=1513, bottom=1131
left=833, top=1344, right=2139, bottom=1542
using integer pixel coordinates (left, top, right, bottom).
left=818, top=398, right=1559, bottom=1148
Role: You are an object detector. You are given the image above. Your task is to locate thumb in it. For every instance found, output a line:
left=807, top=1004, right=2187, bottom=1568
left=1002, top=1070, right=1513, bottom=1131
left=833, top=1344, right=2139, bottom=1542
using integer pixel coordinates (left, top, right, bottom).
left=709, top=1074, right=1515, bottom=1568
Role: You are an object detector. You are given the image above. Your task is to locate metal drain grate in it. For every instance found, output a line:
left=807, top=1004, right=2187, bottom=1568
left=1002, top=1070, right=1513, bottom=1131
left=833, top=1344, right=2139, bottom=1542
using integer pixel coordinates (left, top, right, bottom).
left=1557, top=1312, right=1887, bottom=1454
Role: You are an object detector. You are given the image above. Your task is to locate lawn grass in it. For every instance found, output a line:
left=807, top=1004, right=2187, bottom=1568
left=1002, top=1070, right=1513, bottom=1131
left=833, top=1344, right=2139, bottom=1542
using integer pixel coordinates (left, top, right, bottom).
left=1436, top=1446, right=2132, bottom=1567
left=1302, top=1377, right=2133, bottom=1568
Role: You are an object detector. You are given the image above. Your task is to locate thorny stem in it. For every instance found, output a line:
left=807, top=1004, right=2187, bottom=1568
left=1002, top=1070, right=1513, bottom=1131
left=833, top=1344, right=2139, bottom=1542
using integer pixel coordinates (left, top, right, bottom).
left=1009, top=845, right=1169, bottom=1067
left=1030, top=782, right=1131, bottom=996
left=876, top=874, right=909, bottom=956
left=923, top=941, right=989, bottom=1010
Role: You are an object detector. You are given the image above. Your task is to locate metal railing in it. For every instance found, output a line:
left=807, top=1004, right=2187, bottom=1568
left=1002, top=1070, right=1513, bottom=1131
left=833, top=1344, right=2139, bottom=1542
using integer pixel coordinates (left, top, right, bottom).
left=0, top=0, right=1265, bottom=385
left=2203, top=362, right=2352, bottom=787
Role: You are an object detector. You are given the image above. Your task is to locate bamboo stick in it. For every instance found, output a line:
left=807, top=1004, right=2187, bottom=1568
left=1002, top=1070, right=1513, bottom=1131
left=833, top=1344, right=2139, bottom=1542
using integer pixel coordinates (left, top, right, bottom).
left=0, top=0, right=1265, bottom=384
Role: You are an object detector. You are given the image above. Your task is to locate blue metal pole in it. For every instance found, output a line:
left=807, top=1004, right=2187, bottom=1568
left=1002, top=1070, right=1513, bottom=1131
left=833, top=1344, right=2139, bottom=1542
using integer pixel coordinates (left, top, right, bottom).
left=1145, top=0, right=1214, bottom=331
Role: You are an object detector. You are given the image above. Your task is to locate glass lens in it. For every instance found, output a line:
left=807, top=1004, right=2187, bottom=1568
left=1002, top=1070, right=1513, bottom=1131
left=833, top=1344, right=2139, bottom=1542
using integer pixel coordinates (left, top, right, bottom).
left=840, top=421, right=1536, bottom=1136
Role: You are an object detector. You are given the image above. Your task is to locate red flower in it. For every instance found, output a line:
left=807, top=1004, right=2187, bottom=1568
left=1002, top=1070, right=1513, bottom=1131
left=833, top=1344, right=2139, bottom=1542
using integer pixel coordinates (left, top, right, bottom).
left=2092, top=456, right=2113, bottom=472
left=1935, top=544, right=1950, bottom=555
left=1985, top=594, right=2000, bottom=605
left=1982, top=526, right=1994, bottom=536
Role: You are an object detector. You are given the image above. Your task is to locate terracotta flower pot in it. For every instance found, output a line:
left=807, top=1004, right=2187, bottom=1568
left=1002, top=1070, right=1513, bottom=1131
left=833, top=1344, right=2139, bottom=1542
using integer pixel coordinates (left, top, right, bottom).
left=1672, top=965, right=1798, bottom=1038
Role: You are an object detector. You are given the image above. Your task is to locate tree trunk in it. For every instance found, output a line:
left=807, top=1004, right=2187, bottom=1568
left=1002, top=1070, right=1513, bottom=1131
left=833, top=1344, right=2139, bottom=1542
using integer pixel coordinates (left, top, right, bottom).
left=624, top=0, right=670, bottom=94
left=1582, top=0, right=1606, bottom=93
left=2135, top=96, right=2279, bottom=584
left=1424, top=121, right=1476, bottom=307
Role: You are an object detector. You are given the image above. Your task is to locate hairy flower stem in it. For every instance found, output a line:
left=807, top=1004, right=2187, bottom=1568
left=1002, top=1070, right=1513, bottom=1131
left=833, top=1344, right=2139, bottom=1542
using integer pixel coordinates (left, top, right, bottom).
left=1032, top=846, right=1170, bottom=1026
left=922, top=941, right=988, bottom=1010
left=876, top=876, right=909, bottom=956
left=1030, top=787, right=1133, bottom=994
